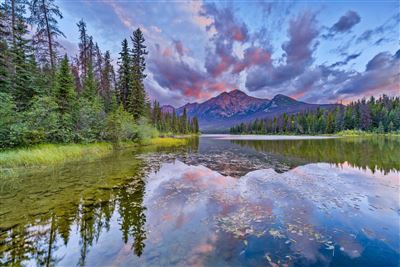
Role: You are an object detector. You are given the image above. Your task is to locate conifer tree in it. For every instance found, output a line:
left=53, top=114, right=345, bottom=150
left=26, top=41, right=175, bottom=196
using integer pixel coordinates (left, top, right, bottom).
left=29, top=0, right=65, bottom=74
left=82, top=61, right=96, bottom=99
left=100, top=50, right=114, bottom=112
left=77, top=19, right=89, bottom=79
left=11, top=18, right=36, bottom=110
left=117, top=38, right=130, bottom=108
left=55, top=54, right=76, bottom=114
left=130, top=28, right=148, bottom=119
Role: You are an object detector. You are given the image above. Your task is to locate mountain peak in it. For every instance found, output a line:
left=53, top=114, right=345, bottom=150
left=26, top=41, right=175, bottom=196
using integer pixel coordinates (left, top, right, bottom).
left=228, top=89, right=246, bottom=96
left=271, top=94, right=298, bottom=104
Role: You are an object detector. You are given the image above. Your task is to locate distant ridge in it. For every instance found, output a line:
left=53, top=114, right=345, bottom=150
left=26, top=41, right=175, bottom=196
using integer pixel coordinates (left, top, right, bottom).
left=161, top=90, right=341, bottom=132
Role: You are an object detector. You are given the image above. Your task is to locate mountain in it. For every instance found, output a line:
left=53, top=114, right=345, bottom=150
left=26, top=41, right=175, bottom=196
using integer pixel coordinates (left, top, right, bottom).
left=160, top=105, right=175, bottom=114
left=161, top=90, right=341, bottom=132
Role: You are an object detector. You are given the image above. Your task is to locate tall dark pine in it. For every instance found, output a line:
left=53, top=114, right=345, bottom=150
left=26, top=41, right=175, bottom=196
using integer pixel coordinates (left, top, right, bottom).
left=77, top=19, right=88, bottom=79
left=117, top=39, right=130, bottom=109
left=55, top=54, right=76, bottom=139
left=55, top=55, right=76, bottom=114
left=0, top=4, right=11, bottom=93
left=100, top=51, right=114, bottom=112
left=29, top=0, right=65, bottom=74
left=130, top=28, right=148, bottom=120
left=10, top=12, right=37, bottom=110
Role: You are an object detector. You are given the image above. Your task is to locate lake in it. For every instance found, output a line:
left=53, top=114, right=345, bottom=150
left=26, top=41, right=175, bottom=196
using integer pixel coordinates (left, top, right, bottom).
left=1, top=135, right=399, bottom=266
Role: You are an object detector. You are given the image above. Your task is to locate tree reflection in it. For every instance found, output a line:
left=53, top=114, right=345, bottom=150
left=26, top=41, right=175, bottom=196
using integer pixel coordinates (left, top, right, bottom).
left=118, top=174, right=147, bottom=256
left=232, top=137, right=400, bottom=173
left=0, top=153, right=149, bottom=265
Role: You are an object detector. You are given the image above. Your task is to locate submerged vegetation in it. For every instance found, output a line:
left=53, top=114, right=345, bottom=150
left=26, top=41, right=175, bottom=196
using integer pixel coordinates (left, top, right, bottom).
left=230, top=95, right=400, bottom=135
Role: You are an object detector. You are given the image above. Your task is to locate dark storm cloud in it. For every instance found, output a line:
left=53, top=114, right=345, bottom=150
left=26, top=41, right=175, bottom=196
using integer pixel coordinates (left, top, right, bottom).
left=245, top=11, right=319, bottom=91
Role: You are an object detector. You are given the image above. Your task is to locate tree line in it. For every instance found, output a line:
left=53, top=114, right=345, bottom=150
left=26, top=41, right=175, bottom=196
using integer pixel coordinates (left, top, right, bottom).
left=151, top=101, right=199, bottom=135
left=230, top=95, right=400, bottom=135
left=0, top=0, right=198, bottom=148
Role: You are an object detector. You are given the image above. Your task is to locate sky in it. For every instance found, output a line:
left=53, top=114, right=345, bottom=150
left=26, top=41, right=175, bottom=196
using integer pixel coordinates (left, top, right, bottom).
left=57, top=0, right=400, bottom=107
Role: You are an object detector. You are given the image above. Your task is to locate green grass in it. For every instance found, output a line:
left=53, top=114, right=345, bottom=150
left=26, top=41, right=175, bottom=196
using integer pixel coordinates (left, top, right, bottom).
left=141, top=137, right=189, bottom=147
left=0, top=143, right=114, bottom=168
left=336, top=130, right=400, bottom=137
left=0, top=137, right=190, bottom=169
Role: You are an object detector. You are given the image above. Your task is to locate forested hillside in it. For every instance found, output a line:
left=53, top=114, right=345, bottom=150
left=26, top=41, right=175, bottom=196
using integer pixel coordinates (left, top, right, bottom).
left=0, top=0, right=198, bottom=148
left=230, top=96, right=400, bottom=134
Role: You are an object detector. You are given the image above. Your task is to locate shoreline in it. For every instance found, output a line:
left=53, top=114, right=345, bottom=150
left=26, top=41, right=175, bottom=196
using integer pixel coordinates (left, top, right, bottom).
left=0, top=137, right=189, bottom=170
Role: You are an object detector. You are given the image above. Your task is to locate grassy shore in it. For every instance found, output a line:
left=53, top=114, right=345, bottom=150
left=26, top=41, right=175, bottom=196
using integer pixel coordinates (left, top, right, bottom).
left=0, top=137, right=188, bottom=169
left=335, top=130, right=400, bottom=137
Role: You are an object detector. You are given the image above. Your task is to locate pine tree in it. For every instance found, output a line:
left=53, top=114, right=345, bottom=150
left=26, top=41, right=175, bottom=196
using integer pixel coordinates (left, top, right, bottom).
left=117, top=38, right=131, bottom=109
left=82, top=61, right=96, bottom=99
left=29, top=0, right=65, bottom=74
left=0, top=3, right=12, bottom=93
left=77, top=19, right=89, bottom=79
left=10, top=17, right=36, bottom=110
left=100, top=50, right=113, bottom=112
left=55, top=55, right=76, bottom=114
left=192, top=117, right=199, bottom=133
left=54, top=55, right=77, bottom=141
left=129, top=28, right=148, bottom=119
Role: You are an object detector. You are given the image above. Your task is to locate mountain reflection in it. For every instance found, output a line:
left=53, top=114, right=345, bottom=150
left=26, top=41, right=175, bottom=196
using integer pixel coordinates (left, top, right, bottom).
left=231, top=136, right=400, bottom=173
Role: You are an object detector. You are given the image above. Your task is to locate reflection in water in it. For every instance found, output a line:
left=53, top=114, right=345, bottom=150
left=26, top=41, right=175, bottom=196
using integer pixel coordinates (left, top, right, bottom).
left=0, top=136, right=399, bottom=266
left=0, top=148, right=149, bottom=266
left=232, top=136, right=400, bottom=173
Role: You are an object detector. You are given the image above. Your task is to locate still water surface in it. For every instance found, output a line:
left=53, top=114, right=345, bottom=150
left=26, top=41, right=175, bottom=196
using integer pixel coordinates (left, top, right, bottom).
left=1, top=135, right=399, bottom=266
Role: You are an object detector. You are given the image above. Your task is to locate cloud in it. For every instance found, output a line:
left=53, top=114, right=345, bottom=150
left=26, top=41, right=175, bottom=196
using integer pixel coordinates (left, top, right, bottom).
left=338, top=51, right=399, bottom=95
left=148, top=43, right=236, bottom=104
left=200, top=3, right=249, bottom=77
left=331, top=11, right=361, bottom=33
left=330, top=52, right=362, bottom=68
left=356, top=12, right=399, bottom=44
left=297, top=51, right=399, bottom=103
left=174, top=40, right=186, bottom=56
left=232, top=47, right=271, bottom=74
left=322, top=11, right=360, bottom=39
left=245, top=11, right=319, bottom=91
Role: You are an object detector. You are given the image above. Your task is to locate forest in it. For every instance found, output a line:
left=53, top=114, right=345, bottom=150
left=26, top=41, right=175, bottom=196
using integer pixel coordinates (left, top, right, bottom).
left=0, top=0, right=198, bottom=149
left=230, top=96, right=400, bottom=135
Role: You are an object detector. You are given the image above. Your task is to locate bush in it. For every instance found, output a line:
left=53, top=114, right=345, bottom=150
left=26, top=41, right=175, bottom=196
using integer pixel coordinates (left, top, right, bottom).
left=136, top=117, right=159, bottom=143
left=75, top=97, right=106, bottom=143
left=105, top=106, right=137, bottom=145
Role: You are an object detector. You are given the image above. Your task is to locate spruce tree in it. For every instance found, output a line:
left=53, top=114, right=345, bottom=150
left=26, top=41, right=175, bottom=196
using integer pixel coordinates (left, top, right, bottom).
left=130, top=28, right=148, bottom=119
left=55, top=55, right=76, bottom=114
left=100, top=50, right=113, bottom=112
left=82, top=61, right=96, bottom=99
left=11, top=18, right=36, bottom=110
left=117, top=39, right=131, bottom=109
left=55, top=55, right=76, bottom=141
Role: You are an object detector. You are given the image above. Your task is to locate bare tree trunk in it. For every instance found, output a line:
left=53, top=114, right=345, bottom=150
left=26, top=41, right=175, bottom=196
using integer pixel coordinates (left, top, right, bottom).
left=11, top=0, right=15, bottom=45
